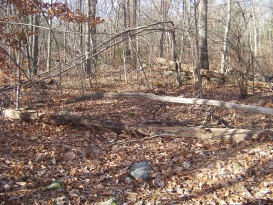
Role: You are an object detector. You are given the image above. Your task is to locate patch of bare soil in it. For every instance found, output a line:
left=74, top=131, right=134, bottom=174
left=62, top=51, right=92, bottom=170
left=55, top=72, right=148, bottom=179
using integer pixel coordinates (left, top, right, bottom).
left=1, top=70, right=273, bottom=204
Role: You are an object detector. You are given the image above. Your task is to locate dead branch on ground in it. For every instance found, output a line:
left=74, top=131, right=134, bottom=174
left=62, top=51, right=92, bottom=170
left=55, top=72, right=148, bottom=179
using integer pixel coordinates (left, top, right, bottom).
left=66, top=92, right=273, bottom=116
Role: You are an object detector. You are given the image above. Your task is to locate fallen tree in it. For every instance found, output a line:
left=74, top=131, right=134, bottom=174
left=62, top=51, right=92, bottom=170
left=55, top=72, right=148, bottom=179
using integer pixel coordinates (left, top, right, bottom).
left=155, top=58, right=232, bottom=82
left=200, top=70, right=235, bottom=84
left=3, top=92, right=273, bottom=143
left=45, top=114, right=273, bottom=143
left=66, top=92, right=273, bottom=116
left=6, top=109, right=271, bottom=143
left=155, top=58, right=271, bottom=89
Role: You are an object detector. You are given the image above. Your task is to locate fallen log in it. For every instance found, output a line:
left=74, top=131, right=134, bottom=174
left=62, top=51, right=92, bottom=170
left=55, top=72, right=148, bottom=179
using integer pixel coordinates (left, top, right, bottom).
left=45, top=114, right=151, bottom=136
left=66, top=92, right=273, bottom=116
left=3, top=108, right=272, bottom=143
left=2, top=109, right=45, bottom=120
left=200, top=70, right=235, bottom=83
left=155, top=57, right=175, bottom=66
left=45, top=114, right=273, bottom=143
left=155, top=58, right=230, bottom=80
left=165, top=127, right=273, bottom=143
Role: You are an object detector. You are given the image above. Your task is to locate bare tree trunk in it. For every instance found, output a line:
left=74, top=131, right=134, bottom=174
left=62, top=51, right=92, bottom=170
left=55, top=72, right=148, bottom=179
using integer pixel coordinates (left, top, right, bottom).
left=269, top=0, right=273, bottom=51
left=86, top=0, right=92, bottom=75
left=198, top=0, right=209, bottom=70
left=123, top=0, right=131, bottom=56
left=159, top=32, right=164, bottom=58
left=15, top=52, right=21, bottom=110
left=159, top=0, right=170, bottom=58
left=85, top=0, right=98, bottom=75
left=170, top=22, right=181, bottom=87
left=64, top=32, right=67, bottom=63
left=220, top=0, right=231, bottom=74
left=131, top=0, right=138, bottom=70
left=194, top=0, right=203, bottom=97
left=32, top=14, right=39, bottom=76
left=46, top=0, right=52, bottom=72
left=90, top=0, right=98, bottom=74
left=181, top=0, right=188, bottom=62
left=159, top=0, right=165, bottom=58
left=250, top=0, right=258, bottom=58
left=15, top=26, right=24, bottom=109
left=123, top=47, right=128, bottom=82
left=122, top=0, right=130, bottom=78
left=250, top=0, right=257, bottom=94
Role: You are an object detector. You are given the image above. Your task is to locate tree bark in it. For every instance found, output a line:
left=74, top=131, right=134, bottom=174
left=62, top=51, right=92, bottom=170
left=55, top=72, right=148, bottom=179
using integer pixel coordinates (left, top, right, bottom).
left=159, top=0, right=169, bottom=58
left=198, top=0, right=209, bottom=70
left=131, top=0, right=138, bottom=70
left=220, top=0, right=231, bottom=74
left=123, top=0, right=130, bottom=59
left=32, top=14, right=39, bottom=76
left=194, top=0, right=203, bottom=97
left=85, top=0, right=98, bottom=75
left=171, top=26, right=181, bottom=86
left=90, top=0, right=98, bottom=73
left=46, top=0, right=52, bottom=72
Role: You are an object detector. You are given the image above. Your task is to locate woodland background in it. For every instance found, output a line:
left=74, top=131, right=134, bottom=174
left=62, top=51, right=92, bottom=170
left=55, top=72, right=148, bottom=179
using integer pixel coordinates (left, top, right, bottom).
left=1, top=0, right=273, bottom=95
left=1, top=0, right=273, bottom=204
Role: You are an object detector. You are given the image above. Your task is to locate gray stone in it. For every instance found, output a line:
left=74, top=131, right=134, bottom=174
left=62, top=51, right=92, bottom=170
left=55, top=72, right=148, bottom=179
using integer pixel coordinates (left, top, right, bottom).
left=99, top=197, right=121, bottom=205
left=129, top=161, right=152, bottom=181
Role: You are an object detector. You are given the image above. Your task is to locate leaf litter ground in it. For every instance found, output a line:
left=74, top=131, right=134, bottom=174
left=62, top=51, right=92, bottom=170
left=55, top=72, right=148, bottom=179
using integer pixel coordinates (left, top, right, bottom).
left=1, top=74, right=273, bottom=204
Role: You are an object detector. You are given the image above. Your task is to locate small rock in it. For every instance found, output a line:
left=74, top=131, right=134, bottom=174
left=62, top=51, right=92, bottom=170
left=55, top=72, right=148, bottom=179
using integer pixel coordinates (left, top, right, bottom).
left=16, top=182, right=27, bottom=187
left=99, top=197, right=121, bottom=205
left=0, top=174, right=7, bottom=181
left=129, top=161, right=152, bottom=181
left=43, top=180, right=63, bottom=191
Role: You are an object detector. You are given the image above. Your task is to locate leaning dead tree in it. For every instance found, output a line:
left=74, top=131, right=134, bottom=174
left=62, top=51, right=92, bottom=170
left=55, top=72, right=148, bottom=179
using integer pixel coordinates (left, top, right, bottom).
left=0, top=21, right=180, bottom=93
left=35, top=21, right=180, bottom=84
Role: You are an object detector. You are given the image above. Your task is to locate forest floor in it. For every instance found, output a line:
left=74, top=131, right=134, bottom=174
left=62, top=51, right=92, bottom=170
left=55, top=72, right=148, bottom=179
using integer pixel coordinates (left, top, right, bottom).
left=1, top=68, right=273, bottom=204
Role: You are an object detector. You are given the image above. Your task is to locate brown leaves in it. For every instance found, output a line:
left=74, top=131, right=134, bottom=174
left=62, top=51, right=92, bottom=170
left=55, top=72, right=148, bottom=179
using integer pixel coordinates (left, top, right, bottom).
left=0, top=129, right=270, bottom=203
left=7, top=0, right=104, bottom=25
left=2, top=78, right=273, bottom=204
